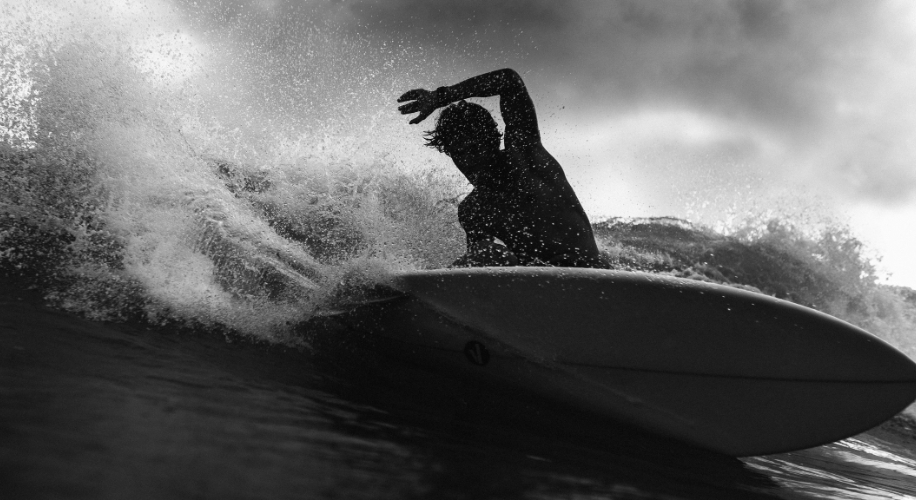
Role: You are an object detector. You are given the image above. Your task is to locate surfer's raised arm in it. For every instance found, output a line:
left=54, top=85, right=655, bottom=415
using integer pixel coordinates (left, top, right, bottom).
left=397, top=68, right=541, bottom=150
left=397, top=69, right=601, bottom=269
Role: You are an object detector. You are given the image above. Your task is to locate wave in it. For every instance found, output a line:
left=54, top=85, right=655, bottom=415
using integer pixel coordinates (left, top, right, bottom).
left=0, top=17, right=464, bottom=340
left=594, top=217, right=916, bottom=361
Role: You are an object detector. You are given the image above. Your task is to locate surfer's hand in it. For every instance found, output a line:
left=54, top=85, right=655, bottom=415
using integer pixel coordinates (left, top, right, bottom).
left=397, top=88, right=443, bottom=124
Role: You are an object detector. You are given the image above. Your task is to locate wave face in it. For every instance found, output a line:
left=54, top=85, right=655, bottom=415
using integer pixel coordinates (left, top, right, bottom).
left=1, top=3, right=914, bottom=361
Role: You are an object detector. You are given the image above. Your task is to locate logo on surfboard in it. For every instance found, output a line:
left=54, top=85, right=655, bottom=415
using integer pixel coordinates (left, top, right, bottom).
left=464, top=341, right=490, bottom=366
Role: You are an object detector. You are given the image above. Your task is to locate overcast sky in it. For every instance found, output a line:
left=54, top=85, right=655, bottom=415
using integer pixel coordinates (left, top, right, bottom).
left=11, top=0, right=916, bottom=286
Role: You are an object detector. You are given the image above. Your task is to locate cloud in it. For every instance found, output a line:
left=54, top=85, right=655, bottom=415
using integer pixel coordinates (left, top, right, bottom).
left=354, top=2, right=874, bottom=121
left=168, top=0, right=916, bottom=205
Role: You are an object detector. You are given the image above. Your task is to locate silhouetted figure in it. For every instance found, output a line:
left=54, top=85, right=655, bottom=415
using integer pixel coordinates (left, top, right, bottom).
left=398, top=68, right=601, bottom=268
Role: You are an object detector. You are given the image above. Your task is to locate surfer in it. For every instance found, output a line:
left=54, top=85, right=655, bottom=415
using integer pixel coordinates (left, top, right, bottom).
left=398, top=68, right=602, bottom=268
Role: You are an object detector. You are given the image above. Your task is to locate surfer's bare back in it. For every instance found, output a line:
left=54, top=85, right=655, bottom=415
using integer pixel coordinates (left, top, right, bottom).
left=398, top=68, right=601, bottom=268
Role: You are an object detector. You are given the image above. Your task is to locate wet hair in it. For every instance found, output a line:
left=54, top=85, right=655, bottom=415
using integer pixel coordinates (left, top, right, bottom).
left=424, top=101, right=502, bottom=154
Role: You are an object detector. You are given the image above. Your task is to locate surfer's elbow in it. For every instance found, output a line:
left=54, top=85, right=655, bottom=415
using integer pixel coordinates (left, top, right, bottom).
left=496, top=68, right=525, bottom=90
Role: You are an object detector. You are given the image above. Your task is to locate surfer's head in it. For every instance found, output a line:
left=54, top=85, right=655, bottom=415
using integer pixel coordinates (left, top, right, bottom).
left=424, top=101, right=501, bottom=157
left=424, top=101, right=501, bottom=184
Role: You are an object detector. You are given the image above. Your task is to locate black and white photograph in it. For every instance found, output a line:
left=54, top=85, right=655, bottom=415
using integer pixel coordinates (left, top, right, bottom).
left=3, top=1, right=916, bottom=498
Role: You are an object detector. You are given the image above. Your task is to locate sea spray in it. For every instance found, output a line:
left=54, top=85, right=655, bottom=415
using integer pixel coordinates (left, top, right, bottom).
left=0, top=4, right=466, bottom=341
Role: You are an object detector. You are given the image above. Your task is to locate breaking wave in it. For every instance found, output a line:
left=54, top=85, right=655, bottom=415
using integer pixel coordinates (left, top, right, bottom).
left=0, top=3, right=465, bottom=341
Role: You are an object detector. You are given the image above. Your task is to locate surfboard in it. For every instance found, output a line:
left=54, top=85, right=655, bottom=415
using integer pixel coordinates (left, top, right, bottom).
left=323, top=267, right=916, bottom=456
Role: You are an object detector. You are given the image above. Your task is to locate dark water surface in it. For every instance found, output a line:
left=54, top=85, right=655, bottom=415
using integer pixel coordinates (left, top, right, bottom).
left=3, top=288, right=915, bottom=500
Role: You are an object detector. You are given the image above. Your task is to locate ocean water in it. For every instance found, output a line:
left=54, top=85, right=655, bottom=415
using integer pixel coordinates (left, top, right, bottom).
left=4, top=281, right=916, bottom=500
left=3, top=3, right=916, bottom=498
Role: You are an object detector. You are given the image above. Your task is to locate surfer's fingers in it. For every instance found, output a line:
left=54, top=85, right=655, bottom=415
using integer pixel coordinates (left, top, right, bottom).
left=397, top=89, right=425, bottom=102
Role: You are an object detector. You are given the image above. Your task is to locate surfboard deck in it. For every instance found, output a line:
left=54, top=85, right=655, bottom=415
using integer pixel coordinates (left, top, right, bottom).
left=322, top=267, right=916, bottom=456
